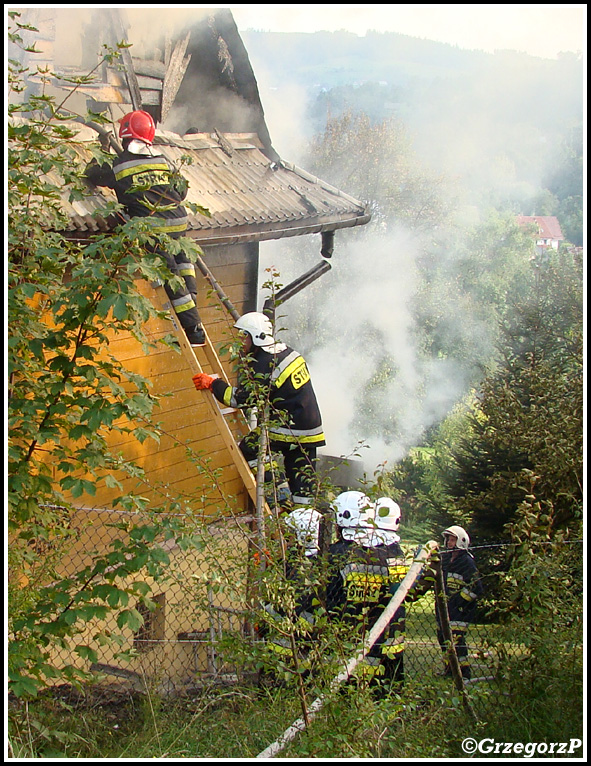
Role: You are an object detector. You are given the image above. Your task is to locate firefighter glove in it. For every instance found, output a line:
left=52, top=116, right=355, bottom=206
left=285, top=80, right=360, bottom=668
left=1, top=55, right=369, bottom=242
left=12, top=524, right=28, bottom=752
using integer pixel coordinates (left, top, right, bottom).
left=192, top=373, right=215, bottom=391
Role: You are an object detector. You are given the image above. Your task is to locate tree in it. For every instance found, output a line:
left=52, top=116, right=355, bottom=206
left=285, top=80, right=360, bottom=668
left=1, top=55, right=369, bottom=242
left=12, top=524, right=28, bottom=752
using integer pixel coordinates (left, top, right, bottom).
left=306, top=111, right=453, bottom=234
left=7, top=13, right=200, bottom=697
left=434, top=247, right=583, bottom=540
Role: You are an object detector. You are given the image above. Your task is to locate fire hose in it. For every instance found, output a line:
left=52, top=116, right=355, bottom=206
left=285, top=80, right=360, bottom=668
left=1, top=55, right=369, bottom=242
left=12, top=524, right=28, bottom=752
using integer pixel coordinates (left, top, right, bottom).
left=256, top=540, right=439, bottom=759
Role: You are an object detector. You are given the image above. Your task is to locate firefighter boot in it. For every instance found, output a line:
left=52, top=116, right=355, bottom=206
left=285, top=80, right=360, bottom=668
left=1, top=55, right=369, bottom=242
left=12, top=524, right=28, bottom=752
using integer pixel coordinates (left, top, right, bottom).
left=186, top=324, right=206, bottom=347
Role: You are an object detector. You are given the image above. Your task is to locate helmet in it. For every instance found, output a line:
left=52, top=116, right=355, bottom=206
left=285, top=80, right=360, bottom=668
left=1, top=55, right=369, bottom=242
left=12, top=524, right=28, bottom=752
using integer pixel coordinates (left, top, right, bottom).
left=333, top=491, right=374, bottom=529
left=118, top=110, right=156, bottom=144
left=284, top=508, right=321, bottom=556
left=374, top=497, right=401, bottom=532
left=442, top=525, right=470, bottom=550
left=234, top=312, right=275, bottom=347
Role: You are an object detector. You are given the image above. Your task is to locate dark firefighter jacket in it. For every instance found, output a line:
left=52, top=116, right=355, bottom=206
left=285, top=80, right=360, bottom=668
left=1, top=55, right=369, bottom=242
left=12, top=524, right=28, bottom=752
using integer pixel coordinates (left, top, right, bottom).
left=326, top=539, right=408, bottom=668
left=85, top=149, right=189, bottom=238
left=439, top=548, right=484, bottom=626
left=210, top=345, right=325, bottom=447
left=258, top=548, right=320, bottom=661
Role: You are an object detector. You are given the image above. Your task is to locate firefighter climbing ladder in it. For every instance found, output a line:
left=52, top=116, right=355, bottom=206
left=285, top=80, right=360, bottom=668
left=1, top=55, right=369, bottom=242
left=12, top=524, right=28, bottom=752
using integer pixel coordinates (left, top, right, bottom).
left=153, top=284, right=260, bottom=507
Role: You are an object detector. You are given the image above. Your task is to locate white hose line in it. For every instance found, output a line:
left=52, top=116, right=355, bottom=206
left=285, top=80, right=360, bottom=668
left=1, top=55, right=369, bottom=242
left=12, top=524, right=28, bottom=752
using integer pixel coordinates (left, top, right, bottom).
left=256, top=541, right=438, bottom=759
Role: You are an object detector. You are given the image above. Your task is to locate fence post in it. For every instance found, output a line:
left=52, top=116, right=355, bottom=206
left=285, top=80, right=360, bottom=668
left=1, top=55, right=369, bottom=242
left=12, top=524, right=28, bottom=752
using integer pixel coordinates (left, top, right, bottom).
left=433, top=556, right=479, bottom=723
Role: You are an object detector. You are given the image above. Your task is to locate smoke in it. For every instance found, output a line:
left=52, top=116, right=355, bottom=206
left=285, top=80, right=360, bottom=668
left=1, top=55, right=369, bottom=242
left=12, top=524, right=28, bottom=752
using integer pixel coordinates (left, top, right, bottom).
left=259, top=225, right=479, bottom=475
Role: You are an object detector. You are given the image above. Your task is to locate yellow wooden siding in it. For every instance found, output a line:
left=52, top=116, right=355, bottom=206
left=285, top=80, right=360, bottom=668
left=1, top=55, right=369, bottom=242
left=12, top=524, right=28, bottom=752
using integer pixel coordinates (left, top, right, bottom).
left=54, top=248, right=256, bottom=527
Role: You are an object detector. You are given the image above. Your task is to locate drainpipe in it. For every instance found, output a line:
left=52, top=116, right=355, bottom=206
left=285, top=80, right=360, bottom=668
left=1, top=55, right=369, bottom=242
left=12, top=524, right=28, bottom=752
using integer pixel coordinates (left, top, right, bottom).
left=263, top=230, right=335, bottom=321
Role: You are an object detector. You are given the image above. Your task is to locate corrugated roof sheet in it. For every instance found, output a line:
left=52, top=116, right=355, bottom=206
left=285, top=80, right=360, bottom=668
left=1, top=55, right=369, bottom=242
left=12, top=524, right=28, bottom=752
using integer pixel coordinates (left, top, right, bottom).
left=58, top=125, right=371, bottom=244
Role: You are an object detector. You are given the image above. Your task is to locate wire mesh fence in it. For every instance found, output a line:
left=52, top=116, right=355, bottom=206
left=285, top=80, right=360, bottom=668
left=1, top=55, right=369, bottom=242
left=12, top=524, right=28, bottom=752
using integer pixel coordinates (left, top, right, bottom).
left=44, top=508, right=583, bottom=720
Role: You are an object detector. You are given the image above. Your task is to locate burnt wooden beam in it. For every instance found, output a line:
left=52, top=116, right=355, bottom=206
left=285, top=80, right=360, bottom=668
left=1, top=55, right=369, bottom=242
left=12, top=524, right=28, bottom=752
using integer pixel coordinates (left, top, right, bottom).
left=109, top=10, right=142, bottom=110
left=161, top=32, right=191, bottom=122
left=131, top=57, right=166, bottom=79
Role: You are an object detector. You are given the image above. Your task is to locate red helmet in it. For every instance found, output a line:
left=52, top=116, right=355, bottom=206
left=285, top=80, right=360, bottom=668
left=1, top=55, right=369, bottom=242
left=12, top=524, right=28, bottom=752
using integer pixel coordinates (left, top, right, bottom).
left=118, top=110, right=156, bottom=144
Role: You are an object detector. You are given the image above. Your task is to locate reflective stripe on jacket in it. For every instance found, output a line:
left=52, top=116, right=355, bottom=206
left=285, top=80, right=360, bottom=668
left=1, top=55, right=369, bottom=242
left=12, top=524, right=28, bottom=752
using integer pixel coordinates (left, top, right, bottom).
left=86, top=150, right=188, bottom=238
left=210, top=344, right=325, bottom=446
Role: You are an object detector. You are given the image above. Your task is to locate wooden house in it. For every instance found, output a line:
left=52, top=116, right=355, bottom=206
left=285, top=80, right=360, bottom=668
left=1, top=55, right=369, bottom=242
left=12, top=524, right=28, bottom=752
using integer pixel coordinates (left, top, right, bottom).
left=11, top=8, right=370, bottom=687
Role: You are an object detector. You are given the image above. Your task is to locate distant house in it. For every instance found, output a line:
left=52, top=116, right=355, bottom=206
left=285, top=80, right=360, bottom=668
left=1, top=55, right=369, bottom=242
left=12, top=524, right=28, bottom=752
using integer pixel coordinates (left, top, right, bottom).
left=517, top=215, right=565, bottom=252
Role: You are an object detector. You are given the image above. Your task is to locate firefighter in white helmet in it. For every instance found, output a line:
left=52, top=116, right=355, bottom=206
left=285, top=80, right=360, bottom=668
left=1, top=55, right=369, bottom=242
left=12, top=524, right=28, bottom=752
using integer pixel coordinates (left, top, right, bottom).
left=85, top=110, right=205, bottom=347
left=257, top=508, right=322, bottom=680
left=193, top=312, right=325, bottom=507
left=436, top=525, right=483, bottom=679
left=325, top=492, right=407, bottom=688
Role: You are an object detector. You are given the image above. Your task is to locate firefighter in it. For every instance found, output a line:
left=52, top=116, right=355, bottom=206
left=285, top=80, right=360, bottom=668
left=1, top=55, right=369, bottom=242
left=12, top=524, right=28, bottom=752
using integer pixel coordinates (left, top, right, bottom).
left=325, top=491, right=397, bottom=687
left=258, top=507, right=322, bottom=680
left=85, top=110, right=206, bottom=347
left=192, top=312, right=325, bottom=506
left=435, top=525, right=483, bottom=680
left=371, top=497, right=407, bottom=684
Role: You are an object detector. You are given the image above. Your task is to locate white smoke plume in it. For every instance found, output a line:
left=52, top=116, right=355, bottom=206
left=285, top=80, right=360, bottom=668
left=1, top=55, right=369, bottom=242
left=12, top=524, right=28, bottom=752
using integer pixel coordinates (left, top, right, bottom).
left=258, top=225, right=479, bottom=475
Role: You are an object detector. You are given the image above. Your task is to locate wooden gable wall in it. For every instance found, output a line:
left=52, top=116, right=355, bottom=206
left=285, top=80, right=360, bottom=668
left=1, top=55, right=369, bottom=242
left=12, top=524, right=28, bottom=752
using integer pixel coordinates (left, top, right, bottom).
left=59, top=241, right=260, bottom=525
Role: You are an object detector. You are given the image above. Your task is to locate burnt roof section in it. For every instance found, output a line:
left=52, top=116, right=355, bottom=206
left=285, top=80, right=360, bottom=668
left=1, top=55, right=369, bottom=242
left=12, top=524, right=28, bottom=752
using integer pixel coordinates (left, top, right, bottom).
left=59, top=125, right=370, bottom=244
left=12, top=8, right=281, bottom=162
left=163, top=9, right=280, bottom=162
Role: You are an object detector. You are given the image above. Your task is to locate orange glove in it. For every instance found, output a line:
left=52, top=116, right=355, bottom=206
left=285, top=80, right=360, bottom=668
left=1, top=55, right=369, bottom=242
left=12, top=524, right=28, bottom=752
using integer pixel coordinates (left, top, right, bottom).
left=192, top=372, right=215, bottom=390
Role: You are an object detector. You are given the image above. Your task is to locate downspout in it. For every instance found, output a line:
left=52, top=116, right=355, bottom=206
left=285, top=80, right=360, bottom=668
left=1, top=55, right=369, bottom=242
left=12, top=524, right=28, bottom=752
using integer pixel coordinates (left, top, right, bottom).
left=263, top=230, right=335, bottom=321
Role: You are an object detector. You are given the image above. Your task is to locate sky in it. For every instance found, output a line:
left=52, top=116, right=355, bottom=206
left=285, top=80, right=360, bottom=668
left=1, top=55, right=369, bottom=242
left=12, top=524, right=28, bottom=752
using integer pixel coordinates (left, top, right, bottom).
left=7, top=4, right=585, bottom=60
left=231, top=3, right=586, bottom=60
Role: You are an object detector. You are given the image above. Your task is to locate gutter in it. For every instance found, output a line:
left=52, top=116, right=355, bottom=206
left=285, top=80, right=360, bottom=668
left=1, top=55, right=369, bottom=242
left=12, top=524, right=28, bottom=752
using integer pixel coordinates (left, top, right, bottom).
left=186, top=214, right=372, bottom=247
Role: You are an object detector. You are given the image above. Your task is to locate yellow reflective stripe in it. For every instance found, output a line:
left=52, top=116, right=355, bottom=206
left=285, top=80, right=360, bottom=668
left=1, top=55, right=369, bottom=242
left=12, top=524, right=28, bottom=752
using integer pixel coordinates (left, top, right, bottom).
left=222, top=386, right=234, bottom=407
left=149, top=222, right=188, bottom=234
left=274, top=356, right=309, bottom=389
left=178, top=262, right=196, bottom=276
left=269, top=430, right=325, bottom=444
left=389, top=565, right=408, bottom=582
left=382, top=643, right=405, bottom=657
left=114, top=159, right=170, bottom=180
left=172, top=294, right=196, bottom=311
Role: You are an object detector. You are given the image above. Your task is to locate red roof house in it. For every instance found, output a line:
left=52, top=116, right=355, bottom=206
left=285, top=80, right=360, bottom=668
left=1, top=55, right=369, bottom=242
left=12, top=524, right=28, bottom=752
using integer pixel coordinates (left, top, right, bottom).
left=517, top=215, right=565, bottom=251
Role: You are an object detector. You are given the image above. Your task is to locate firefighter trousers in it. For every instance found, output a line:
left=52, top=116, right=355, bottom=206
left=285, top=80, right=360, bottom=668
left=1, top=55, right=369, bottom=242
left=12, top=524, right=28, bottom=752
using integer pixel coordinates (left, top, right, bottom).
left=151, top=243, right=202, bottom=331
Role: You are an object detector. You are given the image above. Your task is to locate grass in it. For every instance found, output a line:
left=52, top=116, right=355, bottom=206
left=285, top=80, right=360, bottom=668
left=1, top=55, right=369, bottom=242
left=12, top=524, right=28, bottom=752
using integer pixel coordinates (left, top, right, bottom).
left=8, top=593, right=584, bottom=758
left=8, top=655, right=584, bottom=760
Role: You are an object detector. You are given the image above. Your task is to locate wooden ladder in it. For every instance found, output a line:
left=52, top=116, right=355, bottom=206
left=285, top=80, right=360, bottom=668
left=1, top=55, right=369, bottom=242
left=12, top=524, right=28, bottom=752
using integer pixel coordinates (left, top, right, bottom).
left=154, top=286, right=261, bottom=507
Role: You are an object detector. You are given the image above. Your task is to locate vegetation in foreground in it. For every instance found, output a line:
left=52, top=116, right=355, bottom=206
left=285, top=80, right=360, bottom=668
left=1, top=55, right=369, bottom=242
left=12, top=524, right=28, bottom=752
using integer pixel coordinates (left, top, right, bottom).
left=8, top=651, right=583, bottom=760
left=8, top=13, right=583, bottom=761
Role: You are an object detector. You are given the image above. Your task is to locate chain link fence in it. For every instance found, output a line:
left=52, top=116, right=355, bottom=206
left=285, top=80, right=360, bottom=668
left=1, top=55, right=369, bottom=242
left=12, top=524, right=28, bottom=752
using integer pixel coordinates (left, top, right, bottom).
left=45, top=509, right=583, bottom=719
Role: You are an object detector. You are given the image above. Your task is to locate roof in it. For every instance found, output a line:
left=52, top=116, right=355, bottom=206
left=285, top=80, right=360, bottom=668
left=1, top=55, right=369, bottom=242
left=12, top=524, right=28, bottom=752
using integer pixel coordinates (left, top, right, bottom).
left=516, top=215, right=564, bottom=241
left=60, top=125, right=371, bottom=245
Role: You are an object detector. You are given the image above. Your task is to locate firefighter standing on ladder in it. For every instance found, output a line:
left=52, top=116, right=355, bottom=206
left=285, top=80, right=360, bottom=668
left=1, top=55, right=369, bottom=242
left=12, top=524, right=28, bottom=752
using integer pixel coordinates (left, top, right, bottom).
left=85, top=110, right=206, bottom=347
left=192, top=312, right=325, bottom=507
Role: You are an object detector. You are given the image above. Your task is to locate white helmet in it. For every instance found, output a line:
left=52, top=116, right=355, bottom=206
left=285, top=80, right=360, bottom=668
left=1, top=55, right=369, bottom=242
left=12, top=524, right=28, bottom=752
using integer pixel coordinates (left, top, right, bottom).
left=442, top=525, right=470, bottom=550
left=234, top=312, right=275, bottom=347
left=284, top=508, right=321, bottom=556
left=333, top=491, right=374, bottom=529
left=374, top=497, right=401, bottom=532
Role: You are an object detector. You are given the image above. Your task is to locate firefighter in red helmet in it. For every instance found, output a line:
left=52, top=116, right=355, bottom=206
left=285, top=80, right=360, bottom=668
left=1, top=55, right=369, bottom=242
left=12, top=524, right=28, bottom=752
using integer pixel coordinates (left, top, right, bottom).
left=118, top=110, right=156, bottom=144
left=86, top=109, right=205, bottom=347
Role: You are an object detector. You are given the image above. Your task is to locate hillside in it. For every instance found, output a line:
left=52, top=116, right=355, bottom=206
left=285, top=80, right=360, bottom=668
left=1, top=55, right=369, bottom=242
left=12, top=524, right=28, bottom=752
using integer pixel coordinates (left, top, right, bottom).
left=242, top=29, right=584, bottom=241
